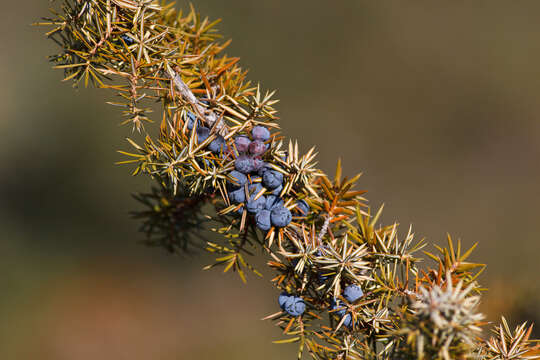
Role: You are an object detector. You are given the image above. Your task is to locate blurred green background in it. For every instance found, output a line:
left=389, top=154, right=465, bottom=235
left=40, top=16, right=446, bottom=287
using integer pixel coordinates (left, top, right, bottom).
left=1, top=1, right=540, bottom=358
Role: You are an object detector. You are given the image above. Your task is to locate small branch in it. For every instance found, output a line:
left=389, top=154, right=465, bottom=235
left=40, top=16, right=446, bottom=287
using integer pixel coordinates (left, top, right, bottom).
left=165, top=62, right=227, bottom=135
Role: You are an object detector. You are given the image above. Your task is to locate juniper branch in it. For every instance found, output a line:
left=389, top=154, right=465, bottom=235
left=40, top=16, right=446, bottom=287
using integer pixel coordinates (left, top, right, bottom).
left=37, top=1, right=540, bottom=359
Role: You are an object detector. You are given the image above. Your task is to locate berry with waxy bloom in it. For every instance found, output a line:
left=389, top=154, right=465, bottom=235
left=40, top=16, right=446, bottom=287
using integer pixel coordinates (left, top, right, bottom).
left=252, top=157, right=265, bottom=172
left=270, top=205, right=292, bottom=227
left=252, top=125, right=270, bottom=141
left=246, top=194, right=266, bottom=213
left=265, top=195, right=284, bottom=210
left=234, top=135, right=251, bottom=153
left=186, top=111, right=198, bottom=130
left=331, top=299, right=347, bottom=317
left=249, top=140, right=266, bottom=156
left=284, top=296, right=306, bottom=317
left=196, top=127, right=210, bottom=143
left=343, top=284, right=364, bottom=303
left=248, top=182, right=263, bottom=195
left=262, top=170, right=283, bottom=190
left=272, top=184, right=283, bottom=196
left=227, top=170, right=247, bottom=189
left=278, top=292, right=292, bottom=310
left=208, top=134, right=226, bottom=153
left=235, top=155, right=254, bottom=174
left=295, top=200, right=310, bottom=216
left=342, top=313, right=353, bottom=328
left=228, top=188, right=246, bottom=204
left=255, top=209, right=272, bottom=231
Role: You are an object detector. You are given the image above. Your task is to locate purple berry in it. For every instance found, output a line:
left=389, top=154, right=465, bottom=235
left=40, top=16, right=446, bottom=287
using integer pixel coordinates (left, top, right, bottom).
left=234, top=135, right=251, bottom=153
left=228, top=188, right=246, bottom=204
left=227, top=170, right=247, bottom=189
left=255, top=209, right=272, bottom=231
left=295, top=200, right=310, bottom=217
left=249, top=140, right=267, bottom=156
left=235, top=155, right=254, bottom=174
left=208, top=134, right=225, bottom=153
left=252, top=157, right=265, bottom=172
left=252, top=125, right=271, bottom=141
left=262, top=170, right=284, bottom=190
left=270, top=205, right=292, bottom=228
left=284, top=296, right=305, bottom=317
left=343, top=284, right=363, bottom=303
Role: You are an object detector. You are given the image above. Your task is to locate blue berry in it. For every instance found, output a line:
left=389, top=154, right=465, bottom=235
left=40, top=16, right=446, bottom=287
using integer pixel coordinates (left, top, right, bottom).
left=246, top=194, right=266, bottom=213
left=248, top=182, right=263, bottom=195
left=227, top=170, right=247, bottom=189
left=331, top=299, right=347, bottom=317
left=272, top=184, right=283, bottom=196
left=278, top=292, right=292, bottom=310
left=228, top=188, right=246, bottom=204
left=262, top=170, right=284, bottom=190
left=342, top=313, right=353, bottom=328
left=249, top=140, right=267, bottom=156
left=120, top=34, right=134, bottom=45
left=186, top=111, right=198, bottom=130
left=196, top=127, right=210, bottom=143
left=257, top=163, right=269, bottom=176
left=255, top=209, right=272, bottom=231
left=343, top=284, right=364, bottom=303
left=235, top=155, right=254, bottom=174
left=252, top=126, right=270, bottom=141
left=234, top=135, right=251, bottom=153
left=265, top=195, right=284, bottom=210
left=208, top=134, right=225, bottom=153
left=284, top=296, right=306, bottom=317
left=270, top=205, right=292, bottom=228
left=295, top=200, right=310, bottom=217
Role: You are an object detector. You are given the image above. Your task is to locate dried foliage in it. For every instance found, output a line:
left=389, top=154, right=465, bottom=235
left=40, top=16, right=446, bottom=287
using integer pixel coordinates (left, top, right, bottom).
left=37, top=1, right=540, bottom=359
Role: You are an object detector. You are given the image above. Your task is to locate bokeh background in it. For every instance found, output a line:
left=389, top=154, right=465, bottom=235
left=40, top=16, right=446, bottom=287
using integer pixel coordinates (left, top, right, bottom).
left=1, top=1, right=540, bottom=358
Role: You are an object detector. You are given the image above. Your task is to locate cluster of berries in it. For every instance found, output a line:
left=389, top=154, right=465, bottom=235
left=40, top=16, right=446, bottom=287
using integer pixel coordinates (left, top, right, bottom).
left=226, top=126, right=310, bottom=231
left=330, top=284, right=364, bottom=328
left=184, top=113, right=310, bottom=231
left=278, top=292, right=306, bottom=317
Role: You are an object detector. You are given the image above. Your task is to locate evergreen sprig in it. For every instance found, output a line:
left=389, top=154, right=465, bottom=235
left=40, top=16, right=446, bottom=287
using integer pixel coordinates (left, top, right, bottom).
left=37, top=1, right=540, bottom=359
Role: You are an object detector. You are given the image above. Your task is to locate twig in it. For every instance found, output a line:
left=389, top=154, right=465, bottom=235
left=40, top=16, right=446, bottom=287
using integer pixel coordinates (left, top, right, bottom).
left=164, top=62, right=227, bottom=135
left=317, top=216, right=332, bottom=245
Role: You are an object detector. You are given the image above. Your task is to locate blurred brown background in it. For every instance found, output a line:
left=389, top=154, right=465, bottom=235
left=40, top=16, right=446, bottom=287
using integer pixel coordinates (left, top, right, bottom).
left=1, top=1, right=540, bottom=358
